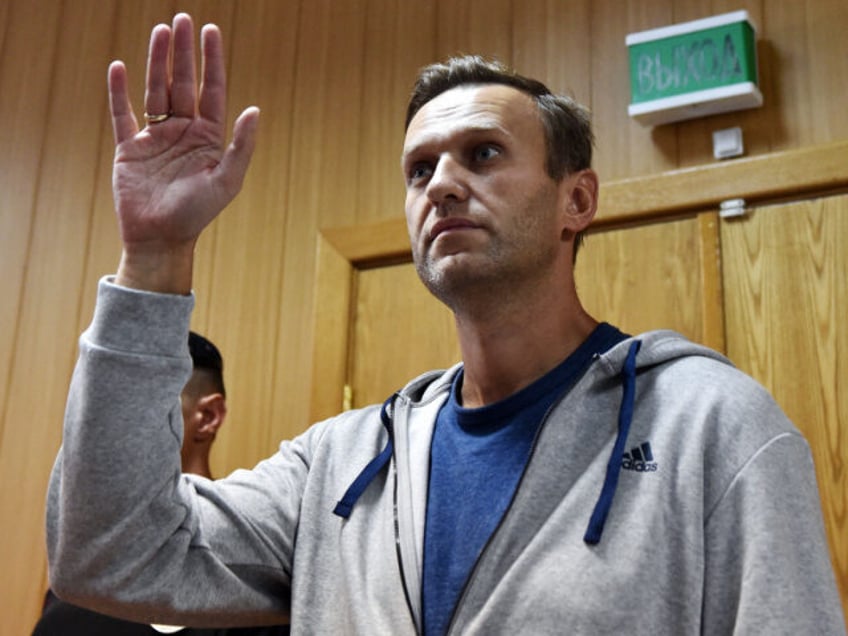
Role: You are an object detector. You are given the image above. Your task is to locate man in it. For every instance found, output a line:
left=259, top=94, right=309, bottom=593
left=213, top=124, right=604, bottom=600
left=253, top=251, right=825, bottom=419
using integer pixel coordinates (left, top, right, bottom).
left=36, top=332, right=288, bottom=635
left=46, top=12, right=844, bottom=635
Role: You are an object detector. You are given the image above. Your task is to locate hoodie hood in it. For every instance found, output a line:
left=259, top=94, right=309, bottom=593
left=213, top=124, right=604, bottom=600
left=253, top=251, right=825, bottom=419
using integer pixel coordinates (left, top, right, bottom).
left=334, top=330, right=733, bottom=544
left=595, top=329, right=731, bottom=376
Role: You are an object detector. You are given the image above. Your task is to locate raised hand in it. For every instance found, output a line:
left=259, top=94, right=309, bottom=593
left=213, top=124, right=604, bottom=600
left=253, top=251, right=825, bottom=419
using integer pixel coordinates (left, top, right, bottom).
left=110, top=13, right=259, bottom=293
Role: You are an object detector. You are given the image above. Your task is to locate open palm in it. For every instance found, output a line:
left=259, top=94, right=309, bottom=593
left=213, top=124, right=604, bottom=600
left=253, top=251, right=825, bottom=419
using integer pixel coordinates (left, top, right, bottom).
left=109, top=14, right=258, bottom=289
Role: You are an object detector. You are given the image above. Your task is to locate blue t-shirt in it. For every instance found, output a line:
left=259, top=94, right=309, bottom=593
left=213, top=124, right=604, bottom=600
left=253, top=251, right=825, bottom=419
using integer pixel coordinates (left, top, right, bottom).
left=421, top=323, right=627, bottom=635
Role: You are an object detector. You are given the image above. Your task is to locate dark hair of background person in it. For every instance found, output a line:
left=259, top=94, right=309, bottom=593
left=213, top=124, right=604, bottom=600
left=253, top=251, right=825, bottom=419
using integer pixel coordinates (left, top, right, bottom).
left=189, top=331, right=226, bottom=398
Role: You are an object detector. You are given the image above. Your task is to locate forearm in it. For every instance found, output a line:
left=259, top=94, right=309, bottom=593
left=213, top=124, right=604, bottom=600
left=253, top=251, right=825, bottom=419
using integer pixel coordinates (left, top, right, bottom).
left=47, top=278, right=194, bottom=609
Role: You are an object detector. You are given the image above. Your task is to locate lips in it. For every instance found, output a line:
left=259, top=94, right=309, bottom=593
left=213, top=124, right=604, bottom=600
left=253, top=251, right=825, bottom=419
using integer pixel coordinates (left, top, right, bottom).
left=429, top=217, right=480, bottom=241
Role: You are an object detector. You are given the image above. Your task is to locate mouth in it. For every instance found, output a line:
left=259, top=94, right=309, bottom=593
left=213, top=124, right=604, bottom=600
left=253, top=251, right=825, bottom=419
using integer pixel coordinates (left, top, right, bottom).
left=429, top=217, right=480, bottom=241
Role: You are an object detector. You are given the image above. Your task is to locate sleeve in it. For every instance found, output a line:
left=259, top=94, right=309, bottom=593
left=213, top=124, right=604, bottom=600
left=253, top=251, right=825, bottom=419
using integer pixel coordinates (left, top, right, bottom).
left=701, top=429, right=846, bottom=634
left=45, top=278, right=305, bottom=628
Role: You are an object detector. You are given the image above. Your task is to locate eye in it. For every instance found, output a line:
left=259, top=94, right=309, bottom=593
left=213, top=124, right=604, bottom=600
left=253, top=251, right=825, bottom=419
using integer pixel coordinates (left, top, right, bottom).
left=407, top=162, right=433, bottom=184
left=473, top=144, right=501, bottom=163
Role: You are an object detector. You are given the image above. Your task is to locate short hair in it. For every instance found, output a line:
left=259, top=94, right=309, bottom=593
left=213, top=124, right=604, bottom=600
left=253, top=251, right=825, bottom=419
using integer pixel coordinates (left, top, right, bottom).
left=405, top=55, right=594, bottom=257
left=188, top=331, right=225, bottom=397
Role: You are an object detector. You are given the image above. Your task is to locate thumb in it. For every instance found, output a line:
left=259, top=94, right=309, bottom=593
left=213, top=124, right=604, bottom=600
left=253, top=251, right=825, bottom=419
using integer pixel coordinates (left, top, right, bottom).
left=215, top=106, right=260, bottom=199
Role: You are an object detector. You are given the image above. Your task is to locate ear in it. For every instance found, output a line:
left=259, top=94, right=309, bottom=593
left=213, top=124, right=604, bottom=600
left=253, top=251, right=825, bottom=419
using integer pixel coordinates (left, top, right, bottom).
left=195, top=393, right=227, bottom=440
left=559, top=169, right=599, bottom=236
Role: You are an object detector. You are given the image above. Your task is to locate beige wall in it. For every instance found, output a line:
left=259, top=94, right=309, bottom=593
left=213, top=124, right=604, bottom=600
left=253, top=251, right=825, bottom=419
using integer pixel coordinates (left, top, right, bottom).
left=1, top=0, right=847, bottom=632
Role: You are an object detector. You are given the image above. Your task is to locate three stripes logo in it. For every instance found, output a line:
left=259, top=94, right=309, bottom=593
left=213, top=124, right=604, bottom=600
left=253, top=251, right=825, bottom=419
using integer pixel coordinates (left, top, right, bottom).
left=622, top=442, right=658, bottom=472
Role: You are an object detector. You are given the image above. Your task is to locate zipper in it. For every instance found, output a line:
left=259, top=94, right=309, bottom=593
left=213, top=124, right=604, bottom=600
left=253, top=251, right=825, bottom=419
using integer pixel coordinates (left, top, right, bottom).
left=393, top=454, right=420, bottom=634
left=389, top=397, right=422, bottom=634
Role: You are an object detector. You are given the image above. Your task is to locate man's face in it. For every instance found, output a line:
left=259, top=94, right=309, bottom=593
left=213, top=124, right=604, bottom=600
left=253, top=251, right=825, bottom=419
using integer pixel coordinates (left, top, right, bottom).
left=402, top=84, right=568, bottom=307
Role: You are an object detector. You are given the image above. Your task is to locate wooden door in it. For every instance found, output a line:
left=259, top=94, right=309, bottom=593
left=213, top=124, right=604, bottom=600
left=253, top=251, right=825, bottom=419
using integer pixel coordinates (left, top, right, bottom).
left=351, top=262, right=460, bottom=408
left=576, top=212, right=723, bottom=348
left=722, top=193, right=848, bottom=614
left=317, top=211, right=722, bottom=411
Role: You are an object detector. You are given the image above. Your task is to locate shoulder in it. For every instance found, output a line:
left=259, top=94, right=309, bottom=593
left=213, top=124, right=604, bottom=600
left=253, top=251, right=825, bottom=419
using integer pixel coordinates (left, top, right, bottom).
left=623, top=334, right=809, bottom=502
left=647, top=352, right=794, bottom=434
left=623, top=331, right=796, bottom=437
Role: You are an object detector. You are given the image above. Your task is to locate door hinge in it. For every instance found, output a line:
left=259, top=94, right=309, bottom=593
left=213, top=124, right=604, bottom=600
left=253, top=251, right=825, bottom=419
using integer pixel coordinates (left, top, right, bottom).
left=342, top=384, right=353, bottom=411
left=719, top=198, right=748, bottom=218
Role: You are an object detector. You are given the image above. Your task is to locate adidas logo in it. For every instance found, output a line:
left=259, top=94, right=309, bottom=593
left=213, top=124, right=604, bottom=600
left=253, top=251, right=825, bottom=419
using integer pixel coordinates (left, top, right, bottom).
left=622, top=442, right=658, bottom=472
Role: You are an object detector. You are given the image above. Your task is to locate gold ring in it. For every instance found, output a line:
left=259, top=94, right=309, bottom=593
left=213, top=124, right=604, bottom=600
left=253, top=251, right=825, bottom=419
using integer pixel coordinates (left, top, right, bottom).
left=144, top=112, right=171, bottom=124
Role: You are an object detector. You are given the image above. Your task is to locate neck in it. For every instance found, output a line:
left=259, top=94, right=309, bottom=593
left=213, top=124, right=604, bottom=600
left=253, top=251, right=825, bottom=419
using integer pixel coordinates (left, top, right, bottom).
left=453, top=273, right=597, bottom=408
left=181, top=450, right=213, bottom=479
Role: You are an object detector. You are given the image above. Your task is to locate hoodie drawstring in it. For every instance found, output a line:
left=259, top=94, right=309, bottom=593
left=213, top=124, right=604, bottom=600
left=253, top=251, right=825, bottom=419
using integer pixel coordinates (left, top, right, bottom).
left=333, top=339, right=642, bottom=539
left=584, top=340, right=641, bottom=545
left=333, top=394, right=397, bottom=519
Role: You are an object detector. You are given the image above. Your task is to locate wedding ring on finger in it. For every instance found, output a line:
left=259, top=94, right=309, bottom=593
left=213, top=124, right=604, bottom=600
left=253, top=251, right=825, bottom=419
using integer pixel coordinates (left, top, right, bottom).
left=144, top=111, right=172, bottom=124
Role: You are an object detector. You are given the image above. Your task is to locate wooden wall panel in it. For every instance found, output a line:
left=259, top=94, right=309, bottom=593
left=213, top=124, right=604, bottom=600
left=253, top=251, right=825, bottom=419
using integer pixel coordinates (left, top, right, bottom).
left=268, top=0, right=370, bottom=446
left=763, top=1, right=812, bottom=149
left=803, top=0, right=848, bottom=143
left=435, top=0, right=514, bottom=62
left=0, top=0, right=9, bottom=55
left=512, top=0, right=592, bottom=106
left=576, top=213, right=714, bottom=344
left=356, top=0, right=437, bottom=225
left=0, top=0, right=63, bottom=449
left=0, top=2, right=118, bottom=632
left=764, top=0, right=848, bottom=149
left=590, top=0, right=678, bottom=181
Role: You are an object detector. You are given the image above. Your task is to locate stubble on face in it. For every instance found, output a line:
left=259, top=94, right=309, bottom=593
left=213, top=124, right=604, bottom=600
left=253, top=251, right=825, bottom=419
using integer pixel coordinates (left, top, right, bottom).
left=403, top=85, right=565, bottom=312
left=414, top=182, right=561, bottom=310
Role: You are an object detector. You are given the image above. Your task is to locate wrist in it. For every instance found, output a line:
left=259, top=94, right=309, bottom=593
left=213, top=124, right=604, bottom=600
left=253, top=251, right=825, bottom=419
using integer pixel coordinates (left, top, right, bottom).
left=116, top=242, right=195, bottom=295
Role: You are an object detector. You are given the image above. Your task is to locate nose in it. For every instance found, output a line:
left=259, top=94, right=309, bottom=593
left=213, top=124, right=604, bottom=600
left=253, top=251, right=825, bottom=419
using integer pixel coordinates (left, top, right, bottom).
left=425, top=154, right=468, bottom=209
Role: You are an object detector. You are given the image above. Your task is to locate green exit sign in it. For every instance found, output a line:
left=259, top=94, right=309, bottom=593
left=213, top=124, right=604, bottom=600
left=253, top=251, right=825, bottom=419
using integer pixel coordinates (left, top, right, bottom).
left=626, top=10, right=762, bottom=126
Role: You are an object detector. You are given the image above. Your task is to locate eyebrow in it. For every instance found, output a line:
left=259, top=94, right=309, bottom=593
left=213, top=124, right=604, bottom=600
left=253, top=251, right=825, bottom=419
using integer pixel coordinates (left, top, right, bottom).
left=402, top=122, right=509, bottom=162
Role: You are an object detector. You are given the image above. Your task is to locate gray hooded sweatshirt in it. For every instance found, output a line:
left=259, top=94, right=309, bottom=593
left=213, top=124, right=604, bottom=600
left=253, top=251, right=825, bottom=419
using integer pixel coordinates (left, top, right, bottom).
left=46, top=279, right=845, bottom=634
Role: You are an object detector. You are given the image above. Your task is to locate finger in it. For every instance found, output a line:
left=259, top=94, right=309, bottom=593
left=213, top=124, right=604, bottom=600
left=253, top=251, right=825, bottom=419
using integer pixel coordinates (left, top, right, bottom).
left=169, top=13, right=197, bottom=118
left=198, top=23, right=226, bottom=127
left=215, top=107, right=260, bottom=199
left=108, top=61, right=139, bottom=144
left=144, top=23, right=172, bottom=120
